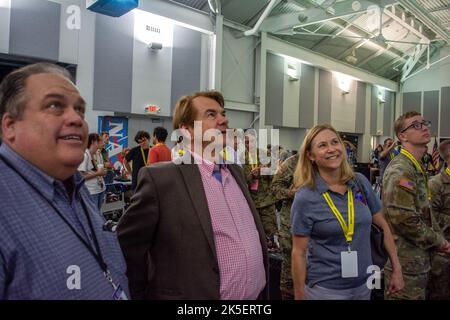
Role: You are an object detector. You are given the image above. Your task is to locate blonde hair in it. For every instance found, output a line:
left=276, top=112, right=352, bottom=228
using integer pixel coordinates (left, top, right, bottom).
left=293, top=124, right=355, bottom=190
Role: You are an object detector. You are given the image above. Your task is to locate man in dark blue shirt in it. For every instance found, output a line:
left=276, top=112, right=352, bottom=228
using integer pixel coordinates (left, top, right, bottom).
left=0, top=63, right=129, bottom=299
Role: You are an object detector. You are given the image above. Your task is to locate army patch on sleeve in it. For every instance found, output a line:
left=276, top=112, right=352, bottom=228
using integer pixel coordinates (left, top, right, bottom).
left=399, top=177, right=415, bottom=191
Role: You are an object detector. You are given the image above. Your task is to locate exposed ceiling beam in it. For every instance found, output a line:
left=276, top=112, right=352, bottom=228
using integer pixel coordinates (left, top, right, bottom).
left=243, top=0, right=281, bottom=36
left=398, top=0, right=450, bottom=43
left=265, top=34, right=398, bottom=91
left=336, top=16, right=393, bottom=60
left=259, top=0, right=397, bottom=34
left=357, top=22, right=410, bottom=66
left=401, top=43, right=428, bottom=81
left=310, top=13, right=362, bottom=50
left=383, top=5, right=430, bottom=43
left=428, top=5, right=450, bottom=13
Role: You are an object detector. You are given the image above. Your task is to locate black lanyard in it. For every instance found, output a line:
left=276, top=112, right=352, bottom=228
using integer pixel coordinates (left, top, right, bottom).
left=0, top=154, right=108, bottom=274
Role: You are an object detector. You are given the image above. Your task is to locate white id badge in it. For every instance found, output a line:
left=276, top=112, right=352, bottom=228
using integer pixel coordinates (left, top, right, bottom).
left=341, top=251, right=358, bottom=278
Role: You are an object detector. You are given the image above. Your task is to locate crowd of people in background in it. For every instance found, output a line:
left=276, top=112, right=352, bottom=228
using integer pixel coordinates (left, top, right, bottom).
left=0, top=62, right=449, bottom=300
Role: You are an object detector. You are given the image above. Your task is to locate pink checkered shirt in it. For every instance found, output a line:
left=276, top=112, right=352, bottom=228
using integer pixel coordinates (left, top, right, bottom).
left=194, top=154, right=266, bottom=300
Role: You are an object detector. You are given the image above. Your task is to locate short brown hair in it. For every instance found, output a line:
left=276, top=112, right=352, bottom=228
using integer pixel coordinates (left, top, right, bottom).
left=0, top=62, right=73, bottom=137
left=87, top=133, right=101, bottom=148
left=439, top=140, right=450, bottom=159
left=172, top=90, right=224, bottom=130
left=394, top=111, right=421, bottom=138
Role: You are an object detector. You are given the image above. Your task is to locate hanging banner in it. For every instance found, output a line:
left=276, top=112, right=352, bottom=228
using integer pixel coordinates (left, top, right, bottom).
left=98, top=116, right=128, bottom=170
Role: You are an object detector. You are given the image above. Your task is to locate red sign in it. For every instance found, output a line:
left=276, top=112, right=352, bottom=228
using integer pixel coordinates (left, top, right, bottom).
left=145, top=105, right=160, bottom=114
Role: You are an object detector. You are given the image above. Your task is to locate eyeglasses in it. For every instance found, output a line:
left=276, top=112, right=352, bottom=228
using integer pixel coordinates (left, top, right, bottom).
left=400, top=120, right=431, bottom=133
left=137, top=138, right=148, bottom=144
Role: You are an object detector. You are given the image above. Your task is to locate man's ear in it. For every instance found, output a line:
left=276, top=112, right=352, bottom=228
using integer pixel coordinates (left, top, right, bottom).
left=1, top=113, right=17, bottom=143
left=397, top=132, right=407, bottom=143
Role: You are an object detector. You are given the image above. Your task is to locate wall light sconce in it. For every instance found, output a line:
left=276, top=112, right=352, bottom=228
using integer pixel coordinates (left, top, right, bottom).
left=334, top=72, right=352, bottom=95
left=286, top=64, right=299, bottom=81
left=148, top=42, right=163, bottom=51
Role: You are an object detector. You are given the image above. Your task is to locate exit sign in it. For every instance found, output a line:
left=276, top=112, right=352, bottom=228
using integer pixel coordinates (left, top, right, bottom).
left=145, top=105, right=161, bottom=114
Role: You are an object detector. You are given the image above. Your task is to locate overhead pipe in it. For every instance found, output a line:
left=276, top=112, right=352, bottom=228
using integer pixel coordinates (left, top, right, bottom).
left=208, top=0, right=221, bottom=15
left=243, top=0, right=281, bottom=36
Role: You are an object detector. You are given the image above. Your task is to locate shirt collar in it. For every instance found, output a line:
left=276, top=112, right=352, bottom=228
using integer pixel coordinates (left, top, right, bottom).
left=191, top=151, right=228, bottom=175
left=0, top=143, right=85, bottom=201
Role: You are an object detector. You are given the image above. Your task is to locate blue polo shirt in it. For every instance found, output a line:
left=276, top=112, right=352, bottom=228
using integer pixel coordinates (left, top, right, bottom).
left=291, top=172, right=381, bottom=290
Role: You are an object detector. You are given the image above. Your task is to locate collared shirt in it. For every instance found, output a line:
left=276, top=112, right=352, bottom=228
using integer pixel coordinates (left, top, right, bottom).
left=193, top=152, right=266, bottom=299
left=291, top=172, right=381, bottom=290
left=0, top=144, right=129, bottom=299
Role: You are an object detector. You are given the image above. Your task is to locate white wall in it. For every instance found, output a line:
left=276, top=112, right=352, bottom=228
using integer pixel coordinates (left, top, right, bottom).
left=403, top=47, right=450, bottom=91
left=331, top=74, right=357, bottom=132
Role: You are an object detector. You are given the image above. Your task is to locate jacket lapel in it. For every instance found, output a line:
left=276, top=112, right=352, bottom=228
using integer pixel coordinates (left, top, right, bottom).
left=178, top=164, right=217, bottom=260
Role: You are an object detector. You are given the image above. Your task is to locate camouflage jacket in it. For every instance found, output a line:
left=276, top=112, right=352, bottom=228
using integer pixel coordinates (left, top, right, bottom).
left=271, top=154, right=299, bottom=252
left=429, top=169, right=450, bottom=241
left=271, top=154, right=299, bottom=204
left=243, top=149, right=277, bottom=208
left=383, top=152, right=444, bottom=273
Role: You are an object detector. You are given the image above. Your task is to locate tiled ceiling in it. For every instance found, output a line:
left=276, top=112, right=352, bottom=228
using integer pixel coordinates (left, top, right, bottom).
left=169, top=0, right=450, bottom=82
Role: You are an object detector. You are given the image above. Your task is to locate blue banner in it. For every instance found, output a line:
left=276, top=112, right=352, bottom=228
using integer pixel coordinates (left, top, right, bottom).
left=98, top=116, right=128, bottom=170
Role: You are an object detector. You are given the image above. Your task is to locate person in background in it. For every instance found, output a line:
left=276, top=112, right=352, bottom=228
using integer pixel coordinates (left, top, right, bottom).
left=428, top=140, right=450, bottom=300
left=148, top=126, right=171, bottom=165
left=291, top=124, right=403, bottom=300
left=100, top=131, right=115, bottom=185
left=371, top=144, right=383, bottom=168
left=243, top=139, right=278, bottom=249
left=124, top=130, right=150, bottom=191
left=343, top=139, right=357, bottom=167
left=383, top=111, right=449, bottom=300
left=0, top=62, right=128, bottom=299
left=117, top=90, right=268, bottom=300
left=379, top=138, right=399, bottom=183
left=78, top=133, right=106, bottom=211
left=422, top=145, right=436, bottom=175
left=271, top=152, right=299, bottom=300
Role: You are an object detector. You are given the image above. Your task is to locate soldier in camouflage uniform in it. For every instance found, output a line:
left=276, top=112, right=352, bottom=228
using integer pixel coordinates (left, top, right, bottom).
left=429, top=140, right=450, bottom=300
left=271, top=153, right=299, bottom=300
left=383, top=112, right=450, bottom=300
left=243, top=147, right=278, bottom=240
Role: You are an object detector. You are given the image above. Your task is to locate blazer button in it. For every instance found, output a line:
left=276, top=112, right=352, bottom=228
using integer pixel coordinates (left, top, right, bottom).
left=212, top=266, right=219, bottom=274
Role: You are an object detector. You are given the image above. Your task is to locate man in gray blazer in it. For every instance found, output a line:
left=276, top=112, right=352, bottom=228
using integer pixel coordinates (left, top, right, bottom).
left=117, top=90, right=268, bottom=300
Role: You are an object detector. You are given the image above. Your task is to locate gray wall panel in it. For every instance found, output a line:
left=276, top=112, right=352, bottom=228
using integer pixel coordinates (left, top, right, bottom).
left=93, top=13, right=134, bottom=112
left=9, top=0, right=60, bottom=60
left=402, top=92, right=421, bottom=113
left=355, top=81, right=366, bottom=133
left=423, top=91, right=439, bottom=136
left=318, top=69, right=331, bottom=124
left=0, top=0, right=11, bottom=54
left=370, top=85, right=377, bottom=135
left=299, top=64, right=315, bottom=128
left=441, top=86, right=450, bottom=137
left=265, top=52, right=283, bottom=126
left=383, top=91, right=394, bottom=137
left=171, top=25, right=202, bottom=112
